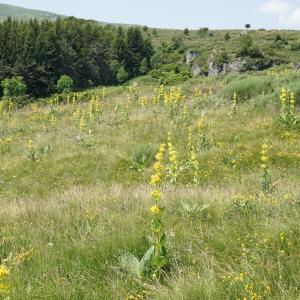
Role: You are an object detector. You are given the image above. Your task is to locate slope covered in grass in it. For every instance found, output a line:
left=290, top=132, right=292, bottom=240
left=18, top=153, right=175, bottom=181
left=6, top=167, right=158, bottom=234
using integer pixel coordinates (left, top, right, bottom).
left=0, top=69, right=299, bottom=299
left=0, top=3, right=62, bottom=21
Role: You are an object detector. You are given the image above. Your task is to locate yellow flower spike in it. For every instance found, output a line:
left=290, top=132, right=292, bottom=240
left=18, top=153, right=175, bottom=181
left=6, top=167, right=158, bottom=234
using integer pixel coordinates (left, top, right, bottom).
left=28, top=140, right=33, bottom=152
left=290, top=92, right=295, bottom=112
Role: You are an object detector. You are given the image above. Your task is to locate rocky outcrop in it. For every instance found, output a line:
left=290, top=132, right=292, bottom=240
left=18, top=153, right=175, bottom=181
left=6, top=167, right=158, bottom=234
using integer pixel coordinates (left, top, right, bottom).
left=226, top=58, right=247, bottom=73
left=207, top=50, right=273, bottom=76
left=185, top=49, right=198, bottom=65
left=191, top=64, right=202, bottom=76
left=207, top=50, right=218, bottom=76
left=292, top=61, right=300, bottom=70
left=207, top=50, right=244, bottom=76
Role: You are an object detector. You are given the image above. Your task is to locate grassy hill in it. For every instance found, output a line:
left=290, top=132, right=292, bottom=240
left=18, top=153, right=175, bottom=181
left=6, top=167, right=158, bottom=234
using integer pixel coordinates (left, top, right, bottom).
left=0, top=68, right=299, bottom=298
left=0, top=3, right=63, bottom=21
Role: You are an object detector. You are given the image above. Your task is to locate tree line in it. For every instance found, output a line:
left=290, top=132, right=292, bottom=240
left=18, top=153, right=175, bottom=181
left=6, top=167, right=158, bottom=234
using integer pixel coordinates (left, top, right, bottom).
left=0, top=17, right=153, bottom=98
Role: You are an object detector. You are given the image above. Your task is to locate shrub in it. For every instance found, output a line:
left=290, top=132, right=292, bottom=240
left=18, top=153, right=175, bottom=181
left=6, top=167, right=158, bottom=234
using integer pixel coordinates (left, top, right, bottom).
left=139, top=58, right=149, bottom=75
left=170, top=36, right=184, bottom=50
left=183, top=28, right=189, bottom=36
left=117, top=67, right=129, bottom=83
left=160, top=69, right=192, bottom=85
left=224, top=32, right=231, bottom=41
left=215, top=51, right=229, bottom=66
left=225, top=76, right=273, bottom=100
left=152, top=28, right=158, bottom=37
left=290, top=43, right=300, bottom=51
left=57, top=75, right=74, bottom=94
left=1, top=76, right=27, bottom=100
left=198, top=27, right=209, bottom=37
left=237, top=34, right=263, bottom=58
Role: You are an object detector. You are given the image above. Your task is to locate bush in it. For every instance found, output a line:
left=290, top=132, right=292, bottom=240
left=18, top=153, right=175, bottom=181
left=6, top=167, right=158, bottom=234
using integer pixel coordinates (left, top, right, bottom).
left=237, top=34, right=263, bottom=58
left=160, top=69, right=192, bottom=85
left=224, top=32, right=231, bottom=41
left=198, top=27, right=209, bottom=37
left=290, top=43, right=300, bottom=51
left=139, top=58, right=149, bottom=75
left=1, top=76, right=27, bottom=100
left=224, top=76, right=273, bottom=100
left=215, top=51, right=229, bottom=66
left=57, top=75, right=74, bottom=94
left=117, top=67, right=129, bottom=83
left=183, top=28, right=189, bottom=36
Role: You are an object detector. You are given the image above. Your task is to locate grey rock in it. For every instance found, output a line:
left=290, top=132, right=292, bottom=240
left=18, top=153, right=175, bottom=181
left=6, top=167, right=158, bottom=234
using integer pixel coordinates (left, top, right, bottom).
left=208, top=50, right=247, bottom=76
left=293, top=61, right=300, bottom=69
left=227, top=58, right=247, bottom=73
left=191, top=64, right=203, bottom=77
left=185, top=49, right=198, bottom=65
left=207, top=50, right=222, bottom=76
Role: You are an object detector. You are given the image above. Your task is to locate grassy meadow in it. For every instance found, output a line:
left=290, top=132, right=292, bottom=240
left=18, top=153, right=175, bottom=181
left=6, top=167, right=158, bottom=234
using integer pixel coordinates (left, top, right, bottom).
left=0, top=69, right=300, bottom=299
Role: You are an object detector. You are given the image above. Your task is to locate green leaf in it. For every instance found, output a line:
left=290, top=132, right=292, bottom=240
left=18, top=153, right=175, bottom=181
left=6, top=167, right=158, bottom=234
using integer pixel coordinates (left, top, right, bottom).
left=159, top=233, right=167, bottom=244
left=118, top=253, right=140, bottom=276
left=139, top=246, right=155, bottom=276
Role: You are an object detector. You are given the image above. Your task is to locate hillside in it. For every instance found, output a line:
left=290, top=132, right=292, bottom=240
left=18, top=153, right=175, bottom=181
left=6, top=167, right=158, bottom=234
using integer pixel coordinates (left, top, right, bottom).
left=0, top=3, right=62, bottom=21
left=0, top=5, right=300, bottom=300
left=0, top=68, right=299, bottom=298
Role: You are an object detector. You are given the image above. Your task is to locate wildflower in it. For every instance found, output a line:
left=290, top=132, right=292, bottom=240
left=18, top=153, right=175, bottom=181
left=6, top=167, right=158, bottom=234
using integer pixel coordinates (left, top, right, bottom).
left=50, top=113, right=57, bottom=128
left=0, top=282, right=10, bottom=294
left=261, top=144, right=269, bottom=169
left=154, top=162, right=162, bottom=173
left=148, top=142, right=168, bottom=274
left=79, top=115, right=86, bottom=133
left=149, top=204, right=161, bottom=214
left=280, top=88, right=287, bottom=111
left=151, top=189, right=161, bottom=200
left=0, top=266, right=9, bottom=278
left=232, top=92, right=237, bottom=116
left=187, top=127, right=193, bottom=151
left=28, top=140, right=33, bottom=153
left=290, top=92, right=295, bottom=113
left=150, top=174, right=160, bottom=186
left=261, top=143, right=271, bottom=192
left=182, top=105, right=188, bottom=120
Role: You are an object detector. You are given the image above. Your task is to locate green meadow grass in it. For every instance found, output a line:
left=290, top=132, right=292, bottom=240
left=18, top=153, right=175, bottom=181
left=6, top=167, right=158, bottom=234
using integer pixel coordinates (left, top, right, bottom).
left=0, top=70, right=299, bottom=299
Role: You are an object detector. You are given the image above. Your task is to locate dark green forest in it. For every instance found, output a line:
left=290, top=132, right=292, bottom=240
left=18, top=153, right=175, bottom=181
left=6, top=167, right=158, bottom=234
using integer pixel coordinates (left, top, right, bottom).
left=0, top=17, right=153, bottom=97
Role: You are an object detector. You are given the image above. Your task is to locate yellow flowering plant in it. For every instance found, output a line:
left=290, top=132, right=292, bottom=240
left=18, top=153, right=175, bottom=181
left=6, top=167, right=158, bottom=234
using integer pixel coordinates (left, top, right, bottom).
left=231, top=92, right=237, bottom=117
left=119, top=143, right=168, bottom=280
left=279, top=88, right=299, bottom=129
left=166, top=132, right=180, bottom=185
left=261, top=143, right=272, bottom=192
left=27, top=139, right=37, bottom=161
left=0, top=265, right=10, bottom=296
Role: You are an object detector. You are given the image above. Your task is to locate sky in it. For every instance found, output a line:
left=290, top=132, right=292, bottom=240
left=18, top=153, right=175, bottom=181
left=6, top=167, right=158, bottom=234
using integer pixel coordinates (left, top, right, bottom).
left=1, top=0, right=300, bottom=29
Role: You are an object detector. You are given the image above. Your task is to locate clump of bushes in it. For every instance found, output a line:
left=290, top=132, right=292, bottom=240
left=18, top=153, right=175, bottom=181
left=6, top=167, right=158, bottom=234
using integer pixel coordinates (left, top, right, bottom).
left=225, top=76, right=273, bottom=100
left=1, top=76, right=28, bottom=105
left=214, top=51, right=229, bottom=67
left=237, top=34, right=263, bottom=58
left=290, top=43, right=300, bottom=51
left=150, top=64, right=192, bottom=85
